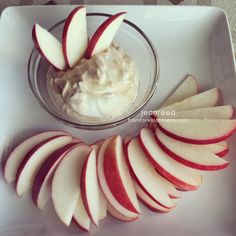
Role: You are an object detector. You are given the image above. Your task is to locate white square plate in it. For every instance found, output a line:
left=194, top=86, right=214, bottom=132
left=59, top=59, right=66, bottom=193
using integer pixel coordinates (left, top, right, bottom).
left=0, top=5, right=236, bottom=236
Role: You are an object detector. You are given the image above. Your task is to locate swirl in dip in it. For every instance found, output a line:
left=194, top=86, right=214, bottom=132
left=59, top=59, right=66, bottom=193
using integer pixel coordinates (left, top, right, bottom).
left=47, top=43, right=139, bottom=121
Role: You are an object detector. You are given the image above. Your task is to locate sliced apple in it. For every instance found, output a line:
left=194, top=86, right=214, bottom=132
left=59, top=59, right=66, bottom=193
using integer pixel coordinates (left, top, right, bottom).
left=32, top=24, right=66, bottom=70
left=155, top=128, right=229, bottom=170
left=85, top=12, right=126, bottom=58
left=161, top=75, right=198, bottom=107
left=73, top=195, right=91, bottom=231
left=156, top=118, right=236, bottom=144
left=62, top=6, right=87, bottom=68
left=107, top=203, right=138, bottom=222
left=123, top=134, right=132, bottom=146
left=15, top=135, right=72, bottom=196
left=158, top=106, right=234, bottom=119
left=158, top=174, right=181, bottom=199
left=52, top=144, right=91, bottom=226
left=81, top=148, right=105, bottom=226
left=32, top=142, right=77, bottom=209
left=158, top=88, right=219, bottom=113
left=4, top=131, right=68, bottom=183
left=204, top=142, right=229, bottom=157
left=126, top=138, right=173, bottom=209
left=139, top=128, right=202, bottom=191
left=97, top=137, right=139, bottom=219
left=134, top=182, right=174, bottom=213
left=103, top=136, right=140, bottom=213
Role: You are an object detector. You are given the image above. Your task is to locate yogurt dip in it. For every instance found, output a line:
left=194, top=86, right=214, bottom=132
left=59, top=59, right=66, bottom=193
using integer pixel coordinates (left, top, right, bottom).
left=47, top=43, right=139, bottom=121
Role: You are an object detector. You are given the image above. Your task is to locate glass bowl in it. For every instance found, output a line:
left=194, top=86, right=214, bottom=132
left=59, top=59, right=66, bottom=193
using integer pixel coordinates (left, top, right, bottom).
left=28, top=13, right=159, bottom=130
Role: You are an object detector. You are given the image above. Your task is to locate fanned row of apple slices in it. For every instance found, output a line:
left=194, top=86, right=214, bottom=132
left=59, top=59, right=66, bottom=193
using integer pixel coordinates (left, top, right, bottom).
left=3, top=75, right=236, bottom=232
left=32, top=6, right=125, bottom=70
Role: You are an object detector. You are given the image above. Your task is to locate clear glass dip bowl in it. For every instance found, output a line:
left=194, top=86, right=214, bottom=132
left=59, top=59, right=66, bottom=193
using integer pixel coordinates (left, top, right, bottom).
left=28, top=13, right=159, bottom=130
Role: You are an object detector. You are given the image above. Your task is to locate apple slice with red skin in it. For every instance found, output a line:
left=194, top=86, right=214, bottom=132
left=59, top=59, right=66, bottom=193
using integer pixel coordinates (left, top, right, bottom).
left=81, top=148, right=104, bottom=226
left=134, top=182, right=175, bottom=213
left=126, top=138, right=173, bottom=209
left=156, top=118, right=236, bottom=144
left=4, top=131, right=68, bottom=183
left=123, top=134, right=132, bottom=147
left=52, top=144, right=91, bottom=226
left=62, top=6, right=88, bottom=68
left=158, top=105, right=234, bottom=120
left=139, top=128, right=202, bottom=191
left=85, top=12, right=126, bottom=58
left=32, top=142, right=78, bottom=209
left=159, top=88, right=219, bottom=113
left=155, top=128, right=229, bottom=170
left=97, top=137, right=139, bottom=219
left=15, top=135, right=72, bottom=196
left=161, top=74, right=199, bottom=107
left=32, top=24, right=66, bottom=70
left=73, top=195, right=91, bottom=231
left=107, top=203, right=138, bottom=222
left=103, top=136, right=140, bottom=214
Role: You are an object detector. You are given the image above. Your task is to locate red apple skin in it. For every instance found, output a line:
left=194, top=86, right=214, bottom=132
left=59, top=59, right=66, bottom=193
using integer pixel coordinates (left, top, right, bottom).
left=217, top=148, right=229, bottom=157
left=154, top=133, right=229, bottom=171
left=32, top=142, right=77, bottom=207
left=138, top=134, right=200, bottom=191
left=62, top=6, right=85, bottom=68
left=32, top=25, right=65, bottom=71
left=156, top=121, right=236, bottom=145
left=85, top=12, right=126, bottom=59
left=80, top=149, right=98, bottom=226
left=137, top=196, right=171, bottom=213
left=103, top=136, right=139, bottom=214
left=124, top=143, right=171, bottom=209
left=15, top=135, right=66, bottom=192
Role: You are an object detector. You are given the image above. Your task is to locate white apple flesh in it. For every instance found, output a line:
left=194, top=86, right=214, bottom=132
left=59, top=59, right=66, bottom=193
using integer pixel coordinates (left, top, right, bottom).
left=157, top=118, right=236, bottom=144
left=126, top=138, right=173, bottom=209
left=73, top=195, right=91, bottom=231
left=139, top=128, right=202, bottom=191
left=4, top=131, right=68, bottom=183
left=62, top=6, right=88, bottom=68
left=52, top=144, right=91, bottom=226
left=32, top=24, right=66, bottom=70
left=161, top=74, right=198, bottom=107
left=155, top=128, right=229, bottom=170
left=85, top=12, right=126, bottom=58
left=159, top=88, right=219, bottom=112
left=15, top=135, right=72, bottom=196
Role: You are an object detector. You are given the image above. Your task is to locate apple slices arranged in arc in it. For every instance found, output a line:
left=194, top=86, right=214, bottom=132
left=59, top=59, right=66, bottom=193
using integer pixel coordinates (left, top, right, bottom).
left=97, top=137, right=140, bottom=220
left=103, top=136, right=140, bottom=214
left=156, top=118, right=236, bottom=144
left=134, top=182, right=174, bottom=213
left=73, top=195, right=91, bottom=231
left=158, top=105, right=234, bottom=120
left=161, top=74, right=199, bottom=107
left=32, top=24, right=66, bottom=70
left=81, top=148, right=106, bottom=226
left=139, top=128, right=202, bottom=191
left=52, top=144, right=91, bottom=226
left=85, top=12, right=126, bottom=59
left=4, top=130, right=68, bottom=183
left=159, top=88, right=219, bottom=112
left=62, top=6, right=88, bottom=68
left=155, top=128, right=229, bottom=171
left=15, top=135, right=72, bottom=196
left=126, top=138, right=173, bottom=209
left=32, top=142, right=78, bottom=209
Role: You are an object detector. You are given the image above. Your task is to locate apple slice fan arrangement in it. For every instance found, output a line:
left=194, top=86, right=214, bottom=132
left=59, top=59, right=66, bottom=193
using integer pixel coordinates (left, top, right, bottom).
left=3, top=6, right=236, bottom=232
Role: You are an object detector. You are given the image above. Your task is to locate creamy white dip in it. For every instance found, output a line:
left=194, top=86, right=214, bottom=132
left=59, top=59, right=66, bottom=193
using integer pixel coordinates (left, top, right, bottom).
left=47, top=43, right=139, bottom=121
